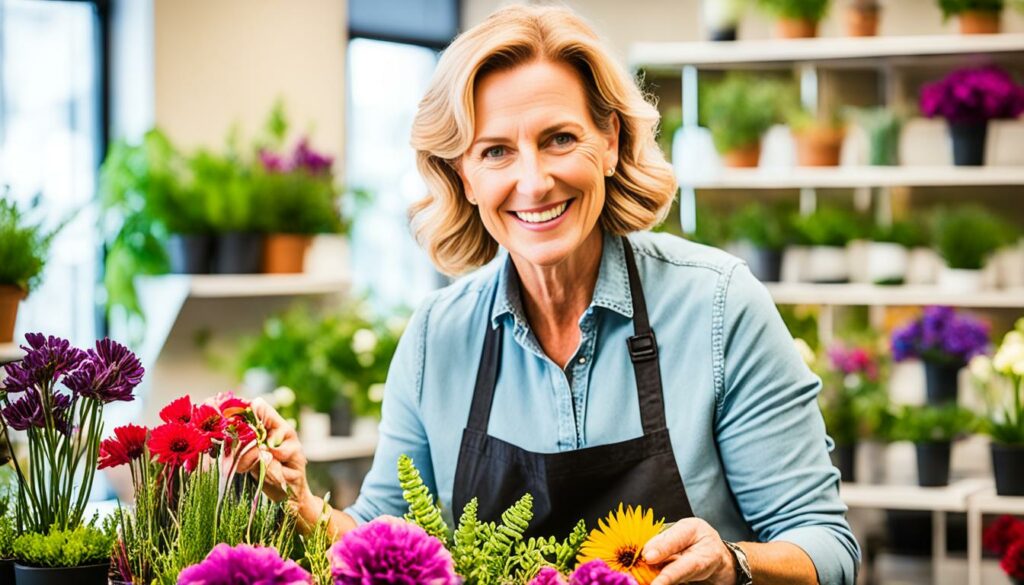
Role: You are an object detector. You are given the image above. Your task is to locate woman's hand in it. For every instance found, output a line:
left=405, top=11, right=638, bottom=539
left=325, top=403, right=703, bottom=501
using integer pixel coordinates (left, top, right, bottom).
left=642, top=518, right=737, bottom=585
left=235, top=398, right=318, bottom=516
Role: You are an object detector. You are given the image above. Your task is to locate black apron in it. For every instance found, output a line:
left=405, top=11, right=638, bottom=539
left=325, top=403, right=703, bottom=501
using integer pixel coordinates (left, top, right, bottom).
left=451, top=237, right=695, bottom=538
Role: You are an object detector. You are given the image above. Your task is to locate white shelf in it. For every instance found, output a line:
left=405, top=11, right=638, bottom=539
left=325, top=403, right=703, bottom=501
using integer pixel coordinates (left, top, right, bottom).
left=631, top=33, right=1024, bottom=70
left=841, top=478, right=992, bottom=512
left=304, top=435, right=377, bottom=463
left=766, top=283, right=1024, bottom=308
left=682, top=166, right=1024, bottom=189
left=138, top=274, right=350, bottom=299
left=0, top=342, right=23, bottom=364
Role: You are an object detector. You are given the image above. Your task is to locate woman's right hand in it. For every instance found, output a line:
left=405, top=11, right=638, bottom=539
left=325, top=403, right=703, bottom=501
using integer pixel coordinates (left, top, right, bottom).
left=235, top=397, right=320, bottom=518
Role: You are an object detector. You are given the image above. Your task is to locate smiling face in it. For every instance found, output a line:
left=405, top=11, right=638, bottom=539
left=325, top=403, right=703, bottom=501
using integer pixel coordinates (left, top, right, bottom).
left=458, top=59, right=619, bottom=270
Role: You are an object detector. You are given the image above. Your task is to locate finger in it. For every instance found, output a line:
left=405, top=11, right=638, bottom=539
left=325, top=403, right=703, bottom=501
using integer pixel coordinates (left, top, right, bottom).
left=643, top=519, right=702, bottom=564
left=235, top=445, right=261, bottom=474
left=268, top=440, right=301, bottom=466
left=250, top=397, right=290, bottom=432
left=649, top=553, right=720, bottom=585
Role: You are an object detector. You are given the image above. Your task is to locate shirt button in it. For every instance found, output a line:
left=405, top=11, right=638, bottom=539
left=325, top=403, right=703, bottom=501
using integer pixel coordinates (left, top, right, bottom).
left=577, top=356, right=587, bottom=364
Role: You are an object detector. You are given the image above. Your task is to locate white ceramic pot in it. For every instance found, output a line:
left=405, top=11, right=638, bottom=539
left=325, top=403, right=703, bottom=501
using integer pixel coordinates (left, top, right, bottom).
left=803, top=246, right=850, bottom=283
left=938, top=268, right=984, bottom=293
left=352, top=416, right=380, bottom=438
left=304, top=235, right=350, bottom=278
left=995, top=241, right=1024, bottom=288
left=865, top=242, right=909, bottom=284
left=905, top=247, right=942, bottom=285
left=781, top=246, right=808, bottom=283
left=299, top=409, right=331, bottom=443
left=702, top=0, right=744, bottom=29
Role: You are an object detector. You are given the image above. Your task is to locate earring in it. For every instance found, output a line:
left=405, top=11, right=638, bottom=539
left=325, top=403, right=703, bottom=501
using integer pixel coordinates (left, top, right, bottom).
left=468, top=197, right=478, bottom=205
left=605, top=168, right=615, bottom=177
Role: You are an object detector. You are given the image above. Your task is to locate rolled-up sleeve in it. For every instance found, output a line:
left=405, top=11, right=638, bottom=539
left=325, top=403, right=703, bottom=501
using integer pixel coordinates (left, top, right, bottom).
left=715, top=264, right=860, bottom=585
left=344, top=296, right=436, bottom=524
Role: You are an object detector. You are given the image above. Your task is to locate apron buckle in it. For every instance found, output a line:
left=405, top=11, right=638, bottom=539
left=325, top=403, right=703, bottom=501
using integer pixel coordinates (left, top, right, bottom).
left=627, top=332, right=658, bottom=362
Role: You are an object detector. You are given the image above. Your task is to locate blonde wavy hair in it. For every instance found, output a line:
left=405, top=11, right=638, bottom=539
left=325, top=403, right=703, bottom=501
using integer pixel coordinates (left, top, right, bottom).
left=409, top=4, right=677, bottom=275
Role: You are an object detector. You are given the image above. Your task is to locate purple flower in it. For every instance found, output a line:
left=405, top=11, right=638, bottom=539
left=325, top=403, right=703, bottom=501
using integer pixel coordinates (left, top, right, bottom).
left=292, top=138, right=334, bottom=175
left=259, top=149, right=292, bottom=173
left=569, top=560, right=638, bottom=585
left=329, top=518, right=458, bottom=585
left=63, top=338, right=143, bottom=403
left=2, top=333, right=85, bottom=394
left=177, top=543, right=311, bottom=585
left=920, top=66, right=1024, bottom=123
left=2, top=390, right=73, bottom=433
left=891, top=306, right=990, bottom=366
left=530, top=567, right=569, bottom=585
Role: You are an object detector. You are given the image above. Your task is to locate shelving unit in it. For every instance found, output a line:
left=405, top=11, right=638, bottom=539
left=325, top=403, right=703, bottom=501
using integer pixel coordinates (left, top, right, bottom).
left=682, top=166, right=1024, bottom=190
left=766, top=283, right=1024, bottom=308
left=304, top=435, right=378, bottom=463
left=0, top=342, right=22, bottom=365
left=967, top=489, right=1024, bottom=585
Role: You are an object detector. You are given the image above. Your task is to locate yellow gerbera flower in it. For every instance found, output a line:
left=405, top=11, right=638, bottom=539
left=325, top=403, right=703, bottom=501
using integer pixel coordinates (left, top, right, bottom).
left=577, top=504, right=664, bottom=585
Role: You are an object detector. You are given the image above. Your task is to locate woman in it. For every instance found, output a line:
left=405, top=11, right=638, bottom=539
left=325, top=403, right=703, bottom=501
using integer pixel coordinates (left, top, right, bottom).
left=241, top=5, right=859, bottom=584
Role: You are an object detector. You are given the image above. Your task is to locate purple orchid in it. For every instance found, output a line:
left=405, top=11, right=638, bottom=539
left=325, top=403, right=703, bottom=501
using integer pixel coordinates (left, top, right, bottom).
left=920, top=66, right=1024, bottom=124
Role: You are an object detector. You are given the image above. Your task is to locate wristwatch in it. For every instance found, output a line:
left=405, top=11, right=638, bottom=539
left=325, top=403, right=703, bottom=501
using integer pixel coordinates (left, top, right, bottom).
left=723, top=541, right=754, bottom=585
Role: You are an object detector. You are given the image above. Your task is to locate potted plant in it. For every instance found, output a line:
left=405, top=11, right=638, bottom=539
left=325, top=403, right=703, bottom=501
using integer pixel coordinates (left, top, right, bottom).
left=756, top=0, right=832, bottom=38
left=790, top=206, right=864, bottom=283
left=853, top=220, right=926, bottom=285
left=728, top=202, right=791, bottom=281
left=817, top=340, right=890, bottom=482
left=920, top=66, right=1024, bottom=166
left=969, top=320, right=1024, bottom=495
left=932, top=206, right=1014, bottom=292
left=982, top=515, right=1024, bottom=584
left=703, top=74, right=787, bottom=167
left=889, top=404, right=978, bottom=487
left=703, top=0, right=747, bottom=40
left=0, top=198, right=54, bottom=343
left=892, top=306, right=990, bottom=404
left=11, top=520, right=116, bottom=585
left=938, top=0, right=1006, bottom=33
left=788, top=108, right=847, bottom=167
left=844, top=0, right=881, bottom=36
left=0, top=333, right=143, bottom=584
left=253, top=105, right=345, bottom=274
left=846, top=107, right=902, bottom=166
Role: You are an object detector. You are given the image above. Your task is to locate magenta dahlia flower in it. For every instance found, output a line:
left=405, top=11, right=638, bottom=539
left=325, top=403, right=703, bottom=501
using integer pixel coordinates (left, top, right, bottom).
left=329, top=518, right=458, bottom=585
left=177, top=543, right=311, bottom=585
left=570, top=560, right=638, bottom=585
left=529, top=566, right=569, bottom=585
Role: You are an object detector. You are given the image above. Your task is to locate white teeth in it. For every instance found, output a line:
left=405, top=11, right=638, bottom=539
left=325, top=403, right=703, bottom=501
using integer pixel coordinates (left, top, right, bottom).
left=514, top=201, right=568, bottom=224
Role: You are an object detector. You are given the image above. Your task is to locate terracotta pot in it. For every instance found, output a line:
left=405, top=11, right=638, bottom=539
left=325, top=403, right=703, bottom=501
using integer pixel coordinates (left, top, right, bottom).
left=844, top=5, right=879, bottom=37
left=794, top=127, right=845, bottom=167
left=0, top=285, right=27, bottom=343
left=958, top=10, right=1000, bottom=34
left=777, top=17, right=818, bottom=38
left=263, top=234, right=312, bottom=274
left=722, top=143, right=761, bottom=168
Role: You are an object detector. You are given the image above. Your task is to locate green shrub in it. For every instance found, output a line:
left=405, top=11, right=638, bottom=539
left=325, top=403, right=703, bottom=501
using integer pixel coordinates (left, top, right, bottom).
left=937, top=0, right=1004, bottom=19
left=872, top=220, right=929, bottom=248
left=12, top=517, right=115, bottom=568
left=686, top=207, right=731, bottom=248
left=932, top=206, right=1015, bottom=269
left=847, top=107, right=902, bottom=166
left=703, top=74, right=788, bottom=153
left=0, top=197, right=53, bottom=293
left=757, top=0, right=832, bottom=20
left=889, top=404, right=978, bottom=443
left=729, top=202, right=793, bottom=250
left=791, top=207, right=867, bottom=247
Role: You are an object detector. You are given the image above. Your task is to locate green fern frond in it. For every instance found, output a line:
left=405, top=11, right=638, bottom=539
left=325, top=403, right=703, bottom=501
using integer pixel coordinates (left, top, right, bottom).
left=555, top=519, right=588, bottom=573
left=397, top=454, right=449, bottom=542
left=484, top=493, right=533, bottom=581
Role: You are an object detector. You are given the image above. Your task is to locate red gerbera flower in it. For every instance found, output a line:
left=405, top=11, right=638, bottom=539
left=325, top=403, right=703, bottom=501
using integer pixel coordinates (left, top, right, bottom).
left=984, top=515, right=1024, bottom=556
left=213, top=391, right=250, bottom=419
left=1002, top=538, right=1024, bottom=580
left=191, top=404, right=228, bottom=443
left=114, top=424, right=149, bottom=460
left=149, top=421, right=211, bottom=470
left=160, top=395, right=193, bottom=424
left=98, top=436, right=130, bottom=470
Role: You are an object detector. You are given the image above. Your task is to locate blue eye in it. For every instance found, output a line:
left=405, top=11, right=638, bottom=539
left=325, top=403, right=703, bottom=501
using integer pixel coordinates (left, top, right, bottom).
left=483, top=145, right=506, bottom=159
left=551, top=133, right=576, bottom=147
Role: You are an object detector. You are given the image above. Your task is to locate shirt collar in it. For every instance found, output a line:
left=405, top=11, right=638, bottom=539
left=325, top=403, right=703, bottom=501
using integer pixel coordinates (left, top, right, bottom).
left=489, top=231, right=634, bottom=330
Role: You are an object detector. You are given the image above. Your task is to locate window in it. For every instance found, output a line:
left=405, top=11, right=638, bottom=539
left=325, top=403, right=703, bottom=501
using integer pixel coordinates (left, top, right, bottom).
left=0, top=0, right=103, bottom=346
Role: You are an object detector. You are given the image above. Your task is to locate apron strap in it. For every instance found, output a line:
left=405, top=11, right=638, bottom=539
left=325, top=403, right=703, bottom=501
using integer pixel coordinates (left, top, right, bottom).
left=467, top=300, right=503, bottom=433
left=621, top=236, right=668, bottom=435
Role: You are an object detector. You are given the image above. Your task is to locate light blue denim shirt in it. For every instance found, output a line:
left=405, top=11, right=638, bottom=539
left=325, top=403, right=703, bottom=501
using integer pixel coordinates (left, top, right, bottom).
left=346, top=230, right=860, bottom=585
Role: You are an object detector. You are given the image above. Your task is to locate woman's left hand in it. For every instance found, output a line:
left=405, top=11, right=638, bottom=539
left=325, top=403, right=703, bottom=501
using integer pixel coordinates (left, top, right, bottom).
left=642, top=518, right=737, bottom=585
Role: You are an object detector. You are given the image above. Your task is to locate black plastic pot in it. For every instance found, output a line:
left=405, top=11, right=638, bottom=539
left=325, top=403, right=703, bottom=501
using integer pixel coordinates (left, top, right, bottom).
left=831, top=443, right=856, bottom=482
left=949, top=121, right=988, bottom=166
left=330, top=396, right=353, bottom=436
left=1, top=558, right=13, bottom=584
left=213, top=232, right=264, bottom=274
left=167, top=233, right=214, bottom=274
left=992, top=442, right=1024, bottom=496
left=14, top=562, right=109, bottom=585
left=748, top=248, right=783, bottom=282
left=709, top=26, right=737, bottom=41
left=924, top=361, right=961, bottom=405
left=915, top=441, right=951, bottom=487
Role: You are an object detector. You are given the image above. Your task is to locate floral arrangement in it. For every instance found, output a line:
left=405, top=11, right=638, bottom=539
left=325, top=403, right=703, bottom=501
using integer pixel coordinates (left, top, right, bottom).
left=891, top=306, right=990, bottom=366
left=104, top=392, right=297, bottom=584
left=920, top=66, right=1024, bottom=124
left=0, top=333, right=142, bottom=535
left=983, top=515, right=1024, bottom=581
left=969, top=318, right=1024, bottom=444
left=816, top=339, right=891, bottom=444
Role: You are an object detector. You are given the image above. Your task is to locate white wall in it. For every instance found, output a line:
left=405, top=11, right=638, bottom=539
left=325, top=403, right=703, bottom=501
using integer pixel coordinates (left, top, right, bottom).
left=153, top=0, right=347, bottom=160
